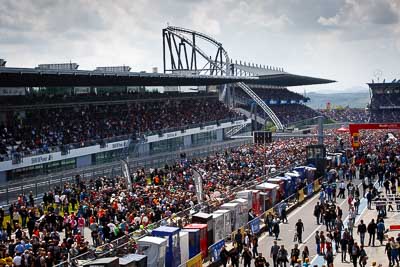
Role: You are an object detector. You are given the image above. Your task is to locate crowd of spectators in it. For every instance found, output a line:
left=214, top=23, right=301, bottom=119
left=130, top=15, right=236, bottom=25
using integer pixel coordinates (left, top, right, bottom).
left=226, top=130, right=399, bottom=267
left=369, top=90, right=400, bottom=123
left=246, top=104, right=320, bottom=126
left=370, top=109, right=400, bottom=123
left=0, top=128, right=350, bottom=266
left=0, top=129, right=396, bottom=266
left=269, top=104, right=320, bottom=125
left=236, top=87, right=308, bottom=103
left=235, top=86, right=322, bottom=126
left=318, top=108, right=369, bottom=123
left=370, top=93, right=400, bottom=110
left=0, top=98, right=240, bottom=160
left=0, top=91, right=215, bottom=107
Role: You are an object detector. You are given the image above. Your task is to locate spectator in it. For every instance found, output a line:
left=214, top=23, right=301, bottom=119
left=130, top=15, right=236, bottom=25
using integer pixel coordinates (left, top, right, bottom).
left=367, top=219, right=377, bottom=247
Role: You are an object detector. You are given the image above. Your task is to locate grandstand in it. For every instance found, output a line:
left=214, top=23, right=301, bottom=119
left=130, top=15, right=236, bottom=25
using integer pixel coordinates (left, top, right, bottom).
left=0, top=68, right=333, bottom=182
left=0, top=88, right=247, bottom=181
left=0, top=26, right=335, bottom=184
left=369, top=80, right=400, bottom=122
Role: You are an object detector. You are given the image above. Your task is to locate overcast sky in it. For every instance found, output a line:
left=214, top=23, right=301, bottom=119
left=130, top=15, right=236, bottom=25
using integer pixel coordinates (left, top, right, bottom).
left=1, top=0, right=400, bottom=92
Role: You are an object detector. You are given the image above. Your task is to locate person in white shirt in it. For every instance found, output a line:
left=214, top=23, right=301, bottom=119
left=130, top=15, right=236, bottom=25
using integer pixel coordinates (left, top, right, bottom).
left=54, top=194, right=60, bottom=206
left=13, top=253, right=22, bottom=267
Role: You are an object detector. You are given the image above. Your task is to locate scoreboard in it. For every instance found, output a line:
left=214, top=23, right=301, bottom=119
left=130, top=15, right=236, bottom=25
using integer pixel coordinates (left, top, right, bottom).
left=253, top=131, right=272, bottom=144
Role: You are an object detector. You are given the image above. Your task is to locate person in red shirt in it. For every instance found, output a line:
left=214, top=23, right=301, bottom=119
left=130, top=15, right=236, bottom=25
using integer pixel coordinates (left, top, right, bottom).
left=78, top=215, right=86, bottom=236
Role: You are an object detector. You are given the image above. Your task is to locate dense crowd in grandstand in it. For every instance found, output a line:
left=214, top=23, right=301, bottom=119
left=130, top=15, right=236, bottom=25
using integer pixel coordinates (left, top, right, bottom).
left=269, top=104, right=320, bottom=125
left=235, top=86, right=320, bottom=125
left=242, top=103, right=320, bottom=126
left=0, top=127, right=398, bottom=267
left=249, top=88, right=308, bottom=102
left=370, top=92, right=400, bottom=110
left=0, top=91, right=213, bottom=106
left=0, top=98, right=240, bottom=160
left=370, top=109, right=400, bottom=123
left=369, top=87, right=400, bottom=123
left=318, top=108, right=369, bottom=123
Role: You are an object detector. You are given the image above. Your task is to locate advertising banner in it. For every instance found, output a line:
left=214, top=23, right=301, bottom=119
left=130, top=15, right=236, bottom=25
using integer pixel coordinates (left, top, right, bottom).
left=249, top=217, right=260, bottom=234
left=186, top=253, right=202, bottom=267
left=209, top=240, right=225, bottom=262
left=307, top=183, right=314, bottom=196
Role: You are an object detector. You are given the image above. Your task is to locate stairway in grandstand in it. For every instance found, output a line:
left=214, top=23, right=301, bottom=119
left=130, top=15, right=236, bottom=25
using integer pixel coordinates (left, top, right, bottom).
left=225, top=123, right=248, bottom=138
left=237, top=82, right=284, bottom=130
left=219, top=85, right=227, bottom=102
left=234, top=107, right=266, bottom=125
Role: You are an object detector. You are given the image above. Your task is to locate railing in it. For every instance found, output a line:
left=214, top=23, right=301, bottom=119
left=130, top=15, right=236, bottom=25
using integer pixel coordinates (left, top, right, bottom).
left=1, top=139, right=251, bottom=206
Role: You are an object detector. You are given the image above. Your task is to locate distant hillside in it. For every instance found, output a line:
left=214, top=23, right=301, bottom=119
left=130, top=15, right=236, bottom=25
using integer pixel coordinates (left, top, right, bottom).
left=306, top=91, right=370, bottom=109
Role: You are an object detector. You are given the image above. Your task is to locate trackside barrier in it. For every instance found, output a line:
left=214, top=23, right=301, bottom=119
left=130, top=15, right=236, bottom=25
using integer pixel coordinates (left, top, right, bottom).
left=207, top=178, right=322, bottom=267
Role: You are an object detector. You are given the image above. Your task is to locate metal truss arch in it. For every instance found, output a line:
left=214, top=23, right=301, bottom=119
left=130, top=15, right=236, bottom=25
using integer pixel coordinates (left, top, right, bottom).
left=163, top=26, right=230, bottom=76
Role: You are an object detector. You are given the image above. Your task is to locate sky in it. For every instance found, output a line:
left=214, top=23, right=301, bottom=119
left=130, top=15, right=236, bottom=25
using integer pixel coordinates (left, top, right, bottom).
left=1, top=0, right=400, bottom=93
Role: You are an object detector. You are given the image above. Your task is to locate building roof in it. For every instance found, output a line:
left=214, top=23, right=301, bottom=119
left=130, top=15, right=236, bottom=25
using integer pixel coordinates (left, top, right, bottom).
left=0, top=67, right=335, bottom=88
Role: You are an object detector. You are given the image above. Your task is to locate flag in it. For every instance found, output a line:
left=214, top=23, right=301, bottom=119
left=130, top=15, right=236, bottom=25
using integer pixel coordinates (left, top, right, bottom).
left=192, top=169, right=203, bottom=203
left=121, top=159, right=131, bottom=188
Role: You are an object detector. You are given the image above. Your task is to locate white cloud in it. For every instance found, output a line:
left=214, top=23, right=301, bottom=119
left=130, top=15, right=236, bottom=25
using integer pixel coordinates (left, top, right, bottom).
left=189, top=4, right=221, bottom=36
left=317, top=15, right=340, bottom=26
left=1, top=0, right=400, bottom=91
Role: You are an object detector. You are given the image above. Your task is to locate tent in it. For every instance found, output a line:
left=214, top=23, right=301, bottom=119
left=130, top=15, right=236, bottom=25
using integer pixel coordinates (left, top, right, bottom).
left=337, top=126, right=349, bottom=133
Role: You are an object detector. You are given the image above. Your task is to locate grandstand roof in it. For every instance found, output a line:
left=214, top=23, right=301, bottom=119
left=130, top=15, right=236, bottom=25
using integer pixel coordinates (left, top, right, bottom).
left=0, top=67, right=335, bottom=88
left=255, top=73, right=335, bottom=87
